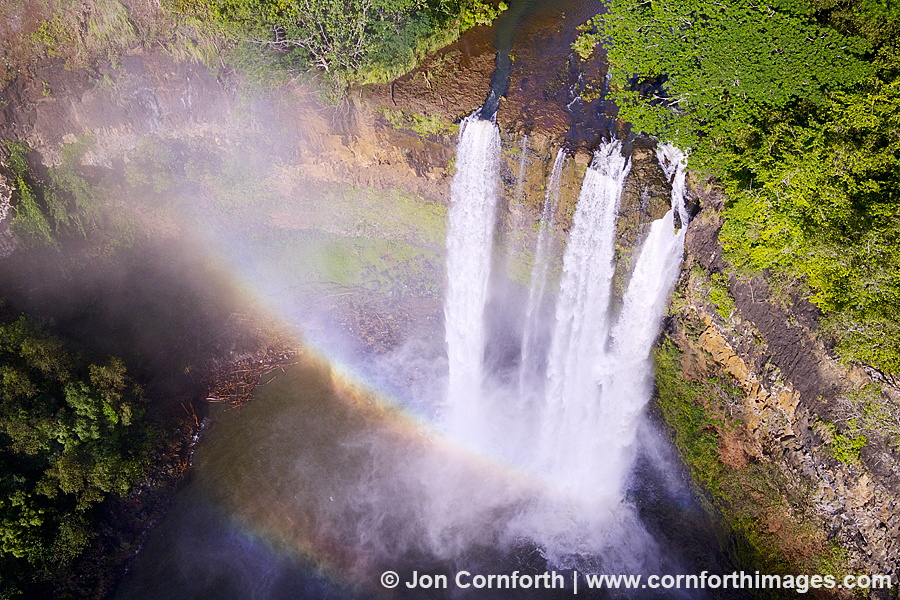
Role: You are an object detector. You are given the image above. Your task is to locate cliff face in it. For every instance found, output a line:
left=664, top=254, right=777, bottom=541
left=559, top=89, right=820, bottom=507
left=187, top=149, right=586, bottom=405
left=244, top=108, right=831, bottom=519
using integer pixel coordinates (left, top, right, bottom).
left=0, top=173, right=14, bottom=257
left=661, top=185, right=900, bottom=589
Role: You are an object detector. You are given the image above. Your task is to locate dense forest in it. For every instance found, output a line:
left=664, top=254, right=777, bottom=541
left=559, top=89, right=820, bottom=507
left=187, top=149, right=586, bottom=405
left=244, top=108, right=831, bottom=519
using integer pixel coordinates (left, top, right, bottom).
left=0, top=312, right=155, bottom=598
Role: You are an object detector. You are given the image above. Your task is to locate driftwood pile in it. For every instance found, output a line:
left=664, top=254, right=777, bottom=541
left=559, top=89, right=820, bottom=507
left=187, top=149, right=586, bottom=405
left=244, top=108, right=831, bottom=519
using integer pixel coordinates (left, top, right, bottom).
left=205, top=346, right=299, bottom=408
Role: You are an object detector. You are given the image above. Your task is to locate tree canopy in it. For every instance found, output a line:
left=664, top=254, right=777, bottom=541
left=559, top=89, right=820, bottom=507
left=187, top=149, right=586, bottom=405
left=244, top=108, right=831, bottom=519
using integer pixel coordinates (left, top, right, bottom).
left=581, top=0, right=900, bottom=374
left=578, top=0, right=873, bottom=153
left=0, top=315, right=154, bottom=597
left=165, top=0, right=506, bottom=88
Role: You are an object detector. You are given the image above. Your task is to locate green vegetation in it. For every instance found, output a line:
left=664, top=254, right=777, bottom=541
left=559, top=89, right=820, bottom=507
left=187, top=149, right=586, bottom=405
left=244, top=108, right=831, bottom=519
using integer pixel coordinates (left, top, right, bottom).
left=5, top=142, right=53, bottom=244
left=582, top=0, right=900, bottom=375
left=29, top=0, right=139, bottom=68
left=0, top=314, right=155, bottom=598
left=163, top=0, right=506, bottom=90
left=124, top=138, right=182, bottom=198
left=654, top=340, right=848, bottom=583
left=17, top=0, right=505, bottom=95
left=378, top=107, right=458, bottom=137
left=4, top=138, right=132, bottom=249
left=828, top=383, right=900, bottom=458
left=812, top=419, right=866, bottom=465
left=6, top=130, right=446, bottom=305
left=654, top=342, right=726, bottom=494
left=847, top=385, right=900, bottom=448
left=303, top=185, right=447, bottom=250
left=578, top=0, right=872, bottom=154
left=834, top=425, right=866, bottom=465
left=253, top=228, right=441, bottom=299
left=706, top=271, right=735, bottom=321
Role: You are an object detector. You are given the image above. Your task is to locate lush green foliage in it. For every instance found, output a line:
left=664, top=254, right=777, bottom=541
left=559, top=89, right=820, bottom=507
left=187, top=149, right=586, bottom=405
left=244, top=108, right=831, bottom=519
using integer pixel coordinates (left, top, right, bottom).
left=587, top=0, right=900, bottom=374
left=718, top=76, right=900, bottom=373
left=0, top=315, right=154, bottom=597
left=164, top=0, right=505, bottom=89
left=377, top=106, right=458, bottom=136
left=27, top=0, right=139, bottom=70
left=580, top=0, right=872, bottom=153
left=4, top=138, right=136, bottom=250
left=706, top=271, right=735, bottom=320
left=5, top=143, right=54, bottom=244
left=19, top=0, right=504, bottom=93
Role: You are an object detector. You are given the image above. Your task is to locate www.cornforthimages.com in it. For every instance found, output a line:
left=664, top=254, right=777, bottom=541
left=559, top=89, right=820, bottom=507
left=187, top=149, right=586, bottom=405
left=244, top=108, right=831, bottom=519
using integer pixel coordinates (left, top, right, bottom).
left=381, top=570, right=894, bottom=594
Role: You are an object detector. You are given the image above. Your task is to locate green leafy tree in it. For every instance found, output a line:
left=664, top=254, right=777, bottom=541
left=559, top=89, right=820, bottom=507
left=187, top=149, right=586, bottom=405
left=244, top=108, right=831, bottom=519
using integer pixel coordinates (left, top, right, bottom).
left=0, top=316, right=154, bottom=596
left=580, top=0, right=872, bottom=155
left=719, top=78, right=900, bottom=373
left=164, top=0, right=505, bottom=88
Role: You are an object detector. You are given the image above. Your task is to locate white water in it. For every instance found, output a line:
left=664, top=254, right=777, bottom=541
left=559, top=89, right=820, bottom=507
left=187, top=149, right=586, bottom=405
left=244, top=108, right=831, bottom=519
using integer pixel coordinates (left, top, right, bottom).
left=441, top=130, right=690, bottom=566
left=537, top=142, right=631, bottom=487
left=518, top=148, right=566, bottom=399
left=590, top=143, right=689, bottom=501
left=443, top=115, right=502, bottom=443
left=657, top=143, right=690, bottom=227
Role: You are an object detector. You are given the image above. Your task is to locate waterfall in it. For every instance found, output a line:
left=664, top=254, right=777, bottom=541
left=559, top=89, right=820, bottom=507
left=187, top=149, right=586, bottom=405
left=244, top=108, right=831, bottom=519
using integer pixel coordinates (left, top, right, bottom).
left=441, top=127, right=690, bottom=564
left=518, top=148, right=566, bottom=399
left=443, top=115, right=502, bottom=442
left=524, top=142, right=688, bottom=563
left=657, top=143, right=690, bottom=227
left=590, top=143, right=689, bottom=500
left=537, top=141, right=631, bottom=493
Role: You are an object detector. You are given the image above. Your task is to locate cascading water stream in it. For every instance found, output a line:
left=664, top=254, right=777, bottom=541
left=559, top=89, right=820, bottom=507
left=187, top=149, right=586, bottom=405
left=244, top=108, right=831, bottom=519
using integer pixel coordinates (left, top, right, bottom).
left=442, top=122, right=690, bottom=565
left=518, top=148, right=566, bottom=400
left=657, top=143, right=690, bottom=227
left=443, top=114, right=502, bottom=444
left=536, top=141, right=630, bottom=487
left=522, top=143, right=689, bottom=564
left=589, top=143, right=689, bottom=501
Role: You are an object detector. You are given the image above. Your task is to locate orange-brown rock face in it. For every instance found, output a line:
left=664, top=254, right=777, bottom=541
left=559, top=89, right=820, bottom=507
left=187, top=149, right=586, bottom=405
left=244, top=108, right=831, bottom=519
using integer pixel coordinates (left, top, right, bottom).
left=665, top=194, right=900, bottom=584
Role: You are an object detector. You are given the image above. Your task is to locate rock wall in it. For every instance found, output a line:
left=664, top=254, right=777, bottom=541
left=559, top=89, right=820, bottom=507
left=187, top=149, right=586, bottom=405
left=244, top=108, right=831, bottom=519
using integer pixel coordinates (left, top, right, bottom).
left=0, top=51, right=460, bottom=199
left=664, top=186, right=900, bottom=591
left=0, top=172, right=15, bottom=257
